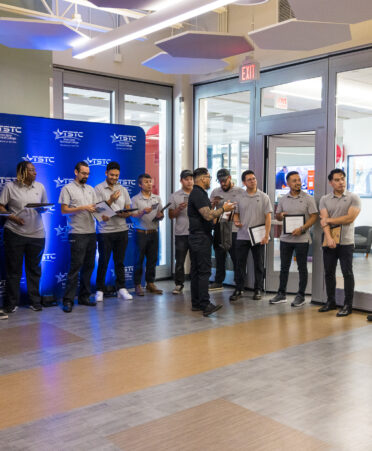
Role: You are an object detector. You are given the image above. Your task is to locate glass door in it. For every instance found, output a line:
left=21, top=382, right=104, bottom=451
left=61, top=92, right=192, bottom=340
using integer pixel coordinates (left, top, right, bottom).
left=266, top=133, right=316, bottom=293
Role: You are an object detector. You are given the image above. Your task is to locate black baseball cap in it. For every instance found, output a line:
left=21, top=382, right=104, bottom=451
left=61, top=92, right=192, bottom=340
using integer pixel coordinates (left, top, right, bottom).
left=217, top=168, right=230, bottom=181
left=180, top=169, right=193, bottom=179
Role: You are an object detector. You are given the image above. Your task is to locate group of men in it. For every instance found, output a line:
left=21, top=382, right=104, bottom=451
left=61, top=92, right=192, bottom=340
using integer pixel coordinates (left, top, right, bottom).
left=0, top=160, right=165, bottom=318
left=0, top=160, right=369, bottom=321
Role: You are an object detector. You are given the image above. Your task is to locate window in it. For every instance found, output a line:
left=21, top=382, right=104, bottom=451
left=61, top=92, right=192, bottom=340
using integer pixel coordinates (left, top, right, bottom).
left=336, top=67, right=372, bottom=294
left=261, top=77, right=322, bottom=116
left=63, top=86, right=113, bottom=123
left=198, top=91, right=251, bottom=191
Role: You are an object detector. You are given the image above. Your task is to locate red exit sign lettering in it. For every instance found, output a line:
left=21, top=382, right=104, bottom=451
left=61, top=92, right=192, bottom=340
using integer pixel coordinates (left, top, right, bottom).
left=239, top=60, right=260, bottom=83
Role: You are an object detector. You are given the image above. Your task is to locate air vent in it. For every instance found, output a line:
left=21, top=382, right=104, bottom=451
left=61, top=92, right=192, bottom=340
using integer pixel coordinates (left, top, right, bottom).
left=279, top=0, right=295, bottom=22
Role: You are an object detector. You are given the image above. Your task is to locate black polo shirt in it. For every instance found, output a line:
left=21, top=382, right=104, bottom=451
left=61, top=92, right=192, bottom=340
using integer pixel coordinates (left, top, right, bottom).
left=188, top=185, right=213, bottom=235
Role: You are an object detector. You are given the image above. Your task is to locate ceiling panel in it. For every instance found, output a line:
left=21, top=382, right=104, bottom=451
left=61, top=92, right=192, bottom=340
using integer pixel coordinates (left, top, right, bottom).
left=142, top=52, right=228, bottom=74
left=156, top=31, right=254, bottom=59
left=249, top=19, right=351, bottom=51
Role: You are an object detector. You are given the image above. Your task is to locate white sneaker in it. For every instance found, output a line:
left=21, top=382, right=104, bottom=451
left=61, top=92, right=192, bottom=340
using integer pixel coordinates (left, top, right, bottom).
left=95, top=291, right=104, bottom=302
left=172, top=285, right=183, bottom=294
left=118, top=288, right=133, bottom=300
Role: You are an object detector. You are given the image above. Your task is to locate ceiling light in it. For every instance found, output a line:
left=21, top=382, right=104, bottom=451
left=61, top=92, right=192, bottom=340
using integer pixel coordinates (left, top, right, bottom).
left=73, top=0, right=239, bottom=59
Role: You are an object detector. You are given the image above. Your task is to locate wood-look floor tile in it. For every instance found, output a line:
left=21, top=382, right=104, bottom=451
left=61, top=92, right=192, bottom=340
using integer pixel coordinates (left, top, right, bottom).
left=108, top=399, right=329, bottom=451
left=0, top=308, right=367, bottom=430
left=0, top=323, right=84, bottom=357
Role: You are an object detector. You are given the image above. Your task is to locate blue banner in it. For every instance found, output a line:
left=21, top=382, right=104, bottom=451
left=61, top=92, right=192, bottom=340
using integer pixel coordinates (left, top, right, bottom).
left=0, top=113, right=145, bottom=302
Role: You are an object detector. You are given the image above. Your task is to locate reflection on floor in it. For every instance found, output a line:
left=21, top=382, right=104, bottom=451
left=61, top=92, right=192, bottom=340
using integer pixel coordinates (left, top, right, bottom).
left=0, top=281, right=371, bottom=450
left=273, top=241, right=372, bottom=294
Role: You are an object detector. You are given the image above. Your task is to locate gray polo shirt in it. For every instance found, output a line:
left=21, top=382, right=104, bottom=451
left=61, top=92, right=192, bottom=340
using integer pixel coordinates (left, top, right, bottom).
left=319, top=191, right=361, bottom=245
left=58, top=180, right=97, bottom=234
left=95, top=181, right=131, bottom=234
left=236, top=189, right=273, bottom=241
left=131, top=192, right=163, bottom=231
left=168, top=189, right=190, bottom=236
left=0, top=181, right=47, bottom=238
left=210, top=185, right=245, bottom=233
left=276, top=191, right=318, bottom=243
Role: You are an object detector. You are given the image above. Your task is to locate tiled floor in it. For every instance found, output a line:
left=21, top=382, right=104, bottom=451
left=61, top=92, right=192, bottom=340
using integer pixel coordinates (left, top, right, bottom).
left=0, top=281, right=371, bottom=450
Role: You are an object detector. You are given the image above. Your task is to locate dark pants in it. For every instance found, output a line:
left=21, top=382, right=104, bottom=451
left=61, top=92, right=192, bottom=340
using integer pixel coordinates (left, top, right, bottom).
left=323, top=245, right=354, bottom=307
left=133, top=231, right=158, bottom=285
left=235, top=239, right=265, bottom=291
left=213, top=231, right=237, bottom=284
left=4, top=229, right=45, bottom=309
left=189, top=233, right=212, bottom=310
left=96, top=231, right=128, bottom=291
left=174, top=235, right=190, bottom=286
left=279, top=241, right=309, bottom=296
left=63, top=233, right=96, bottom=304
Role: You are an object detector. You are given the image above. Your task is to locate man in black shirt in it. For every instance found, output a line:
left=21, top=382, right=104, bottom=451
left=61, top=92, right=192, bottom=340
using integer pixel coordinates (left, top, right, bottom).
left=188, top=168, right=235, bottom=316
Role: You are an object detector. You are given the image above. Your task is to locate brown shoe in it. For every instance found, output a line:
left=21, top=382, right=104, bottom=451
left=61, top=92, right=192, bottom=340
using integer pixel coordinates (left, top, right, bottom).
left=135, top=285, right=144, bottom=296
left=146, top=283, right=163, bottom=294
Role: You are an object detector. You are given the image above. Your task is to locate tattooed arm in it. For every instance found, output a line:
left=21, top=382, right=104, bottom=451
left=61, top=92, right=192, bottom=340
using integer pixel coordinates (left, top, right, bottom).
left=198, top=206, right=224, bottom=221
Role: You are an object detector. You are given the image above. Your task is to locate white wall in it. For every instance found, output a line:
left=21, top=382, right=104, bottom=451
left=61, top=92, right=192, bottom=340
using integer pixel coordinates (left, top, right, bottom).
left=0, top=46, right=52, bottom=118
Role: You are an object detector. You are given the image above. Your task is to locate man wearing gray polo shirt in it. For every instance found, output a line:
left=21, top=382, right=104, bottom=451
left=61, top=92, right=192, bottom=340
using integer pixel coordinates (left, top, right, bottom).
left=209, top=168, right=245, bottom=290
left=231, top=170, right=272, bottom=301
left=131, top=173, right=164, bottom=296
left=319, top=168, right=361, bottom=317
left=168, top=169, right=194, bottom=294
left=269, top=171, right=318, bottom=307
left=95, top=161, right=133, bottom=303
left=0, top=161, right=48, bottom=314
left=59, top=161, right=98, bottom=313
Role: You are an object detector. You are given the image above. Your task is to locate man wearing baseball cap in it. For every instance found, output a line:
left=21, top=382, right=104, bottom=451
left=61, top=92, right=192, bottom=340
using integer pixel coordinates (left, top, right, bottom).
left=209, top=168, right=245, bottom=290
left=168, top=170, right=194, bottom=294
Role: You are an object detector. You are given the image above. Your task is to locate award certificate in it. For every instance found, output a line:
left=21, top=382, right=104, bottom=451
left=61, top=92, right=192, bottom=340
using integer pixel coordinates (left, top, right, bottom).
left=248, top=224, right=270, bottom=245
left=93, top=201, right=117, bottom=222
left=283, top=214, right=305, bottom=234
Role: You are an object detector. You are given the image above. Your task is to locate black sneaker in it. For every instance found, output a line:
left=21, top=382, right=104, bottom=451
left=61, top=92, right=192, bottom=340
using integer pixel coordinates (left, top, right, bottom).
left=203, top=303, right=222, bottom=317
left=29, top=304, right=43, bottom=311
left=229, top=290, right=242, bottom=302
left=269, top=293, right=287, bottom=304
left=253, top=290, right=262, bottom=300
left=208, top=283, right=223, bottom=291
left=291, top=294, right=305, bottom=307
left=367, top=315, right=372, bottom=322
left=78, top=299, right=96, bottom=306
left=0, top=311, right=8, bottom=320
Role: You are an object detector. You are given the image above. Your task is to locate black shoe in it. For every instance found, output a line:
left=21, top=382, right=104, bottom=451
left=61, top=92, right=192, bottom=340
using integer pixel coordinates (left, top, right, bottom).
left=367, top=315, right=372, bottom=322
left=229, top=290, right=242, bottom=302
left=63, top=302, right=73, bottom=313
left=203, top=303, right=222, bottom=317
left=318, top=302, right=337, bottom=312
left=291, top=294, right=305, bottom=308
left=78, top=299, right=97, bottom=307
left=208, top=283, right=223, bottom=291
left=4, top=306, right=18, bottom=313
left=336, top=305, right=352, bottom=317
left=253, top=290, right=262, bottom=300
left=191, top=306, right=202, bottom=311
left=29, top=304, right=42, bottom=311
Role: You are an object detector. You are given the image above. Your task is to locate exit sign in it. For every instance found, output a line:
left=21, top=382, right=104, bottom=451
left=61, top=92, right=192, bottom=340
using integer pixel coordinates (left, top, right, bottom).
left=239, top=59, right=260, bottom=83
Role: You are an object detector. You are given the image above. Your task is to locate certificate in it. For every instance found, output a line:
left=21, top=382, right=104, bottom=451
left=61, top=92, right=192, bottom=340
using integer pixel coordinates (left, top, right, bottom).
left=322, top=226, right=341, bottom=247
left=25, top=203, right=54, bottom=209
left=115, top=208, right=138, bottom=214
left=93, top=201, right=117, bottom=222
left=248, top=224, right=270, bottom=245
left=283, top=214, right=305, bottom=234
left=152, top=202, right=171, bottom=222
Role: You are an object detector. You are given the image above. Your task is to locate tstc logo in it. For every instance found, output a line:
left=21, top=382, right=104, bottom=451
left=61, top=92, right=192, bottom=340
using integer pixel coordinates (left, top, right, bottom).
left=0, top=125, right=22, bottom=143
left=53, top=129, right=84, bottom=140
left=118, top=179, right=137, bottom=195
left=22, top=154, right=55, bottom=166
left=53, top=129, right=84, bottom=147
left=127, top=222, right=135, bottom=237
left=111, top=134, right=136, bottom=150
left=55, top=272, right=68, bottom=287
left=46, top=205, right=56, bottom=215
left=55, top=224, right=69, bottom=241
left=85, top=157, right=111, bottom=167
left=124, top=265, right=134, bottom=281
left=42, top=253, right=57, bottom=262
left=54, top=177, right=74, bottom=189
left=0, top=177, right=16, bottom=189
left=0, top=125, right=22, bottom=135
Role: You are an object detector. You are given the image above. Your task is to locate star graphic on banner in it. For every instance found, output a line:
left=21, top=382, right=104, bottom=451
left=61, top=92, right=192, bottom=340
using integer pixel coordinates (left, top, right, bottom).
left=55, top=272, right=67, bottom=284
left=22, top=154, right=32, bottom=162
left=54, top=225, right=67, bottom=236
left=53, top=129, right=64, bottom=139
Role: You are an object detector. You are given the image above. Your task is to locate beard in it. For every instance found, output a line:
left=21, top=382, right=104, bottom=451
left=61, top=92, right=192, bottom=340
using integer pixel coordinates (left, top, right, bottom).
left=80, top=178, right=88, bottom=184
left=222, top=183, right=231, bottom=192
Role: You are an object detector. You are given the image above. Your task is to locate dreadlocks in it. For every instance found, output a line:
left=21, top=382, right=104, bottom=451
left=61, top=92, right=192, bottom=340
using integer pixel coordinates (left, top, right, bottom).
left=16, top=161, right=31, bottom=185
